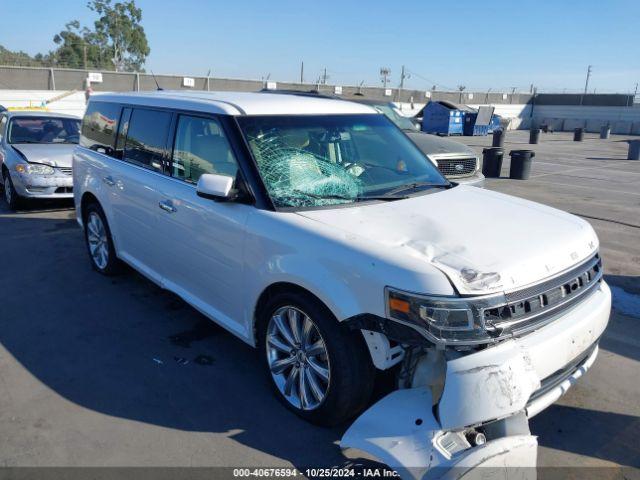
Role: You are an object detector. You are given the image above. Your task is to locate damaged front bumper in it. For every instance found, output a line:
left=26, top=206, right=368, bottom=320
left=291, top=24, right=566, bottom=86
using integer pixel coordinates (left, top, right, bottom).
left=13, top=171, right=73, bottom=198
left=342, top=281, right=611, bottom=479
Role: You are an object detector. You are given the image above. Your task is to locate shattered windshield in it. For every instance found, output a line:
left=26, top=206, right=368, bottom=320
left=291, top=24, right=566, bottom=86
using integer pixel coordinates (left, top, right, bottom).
left=237, top=114, right=447, bottom=208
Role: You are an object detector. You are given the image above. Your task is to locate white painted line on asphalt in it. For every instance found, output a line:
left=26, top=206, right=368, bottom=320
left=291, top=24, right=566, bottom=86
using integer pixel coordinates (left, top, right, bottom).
left=531, top=166, right=640, bottom=179
left=529, top=180, right=640, bottom=196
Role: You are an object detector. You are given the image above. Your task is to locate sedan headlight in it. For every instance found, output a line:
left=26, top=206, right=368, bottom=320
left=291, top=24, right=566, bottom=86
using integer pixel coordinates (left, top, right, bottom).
left=386, top=287, right=505, bottom=346
left=15, top=163, right=55, bottom=176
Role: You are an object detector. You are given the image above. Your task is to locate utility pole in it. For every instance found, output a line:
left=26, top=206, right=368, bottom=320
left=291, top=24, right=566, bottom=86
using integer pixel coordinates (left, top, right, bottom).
left=583, top=65, right=592, bottom=95
left=634, top=82, right=638, bottom=100
left=320, top=67, right=329, bottom=85
left=300, top=61, right=304, bottom=84
left=380, top=67, right=391, bottom=89
left=83, top=43, right=88, bottom=70
left=398, top=65, right=409, bottom=105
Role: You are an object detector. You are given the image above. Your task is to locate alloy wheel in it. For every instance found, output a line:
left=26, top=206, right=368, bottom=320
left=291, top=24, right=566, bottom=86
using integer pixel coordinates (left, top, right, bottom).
left=266, top=306, right=331, bottom=410
left=4, top=176, right=12, bottom=205
left=86, top=212, right=109, bottom=270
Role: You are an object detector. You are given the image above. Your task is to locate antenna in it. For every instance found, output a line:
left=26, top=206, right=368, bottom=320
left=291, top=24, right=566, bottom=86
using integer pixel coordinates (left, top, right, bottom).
left=151, top=71, right=163, bottom=91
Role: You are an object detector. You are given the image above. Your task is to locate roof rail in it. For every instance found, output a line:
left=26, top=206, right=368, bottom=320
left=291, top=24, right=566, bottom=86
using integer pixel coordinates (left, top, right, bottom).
left=258, top=88, right=337, bottom=100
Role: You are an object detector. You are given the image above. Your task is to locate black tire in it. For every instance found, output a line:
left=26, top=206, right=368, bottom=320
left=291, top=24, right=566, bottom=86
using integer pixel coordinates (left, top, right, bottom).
left=2, top=169, right=23, bottom=210
left=83, top=202, right=122, bottom=276
left=257, top=290, right=375, bottom=426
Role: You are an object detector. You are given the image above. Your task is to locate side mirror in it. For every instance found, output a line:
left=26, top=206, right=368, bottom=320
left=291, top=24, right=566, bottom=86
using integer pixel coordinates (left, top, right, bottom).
left=196, top=173, right=236, bottom=201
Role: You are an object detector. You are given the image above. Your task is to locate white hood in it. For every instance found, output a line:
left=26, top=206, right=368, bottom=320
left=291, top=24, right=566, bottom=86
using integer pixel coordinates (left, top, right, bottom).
left=297, top=185, right=599, bottom=295
left=12, top=144, right=76, bottom=168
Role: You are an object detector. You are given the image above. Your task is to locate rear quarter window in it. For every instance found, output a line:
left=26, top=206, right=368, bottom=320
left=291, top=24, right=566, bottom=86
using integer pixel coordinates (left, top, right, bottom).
left=123, top=108, right=172, bottom=173
left=80, top=101, right=121, bottom=154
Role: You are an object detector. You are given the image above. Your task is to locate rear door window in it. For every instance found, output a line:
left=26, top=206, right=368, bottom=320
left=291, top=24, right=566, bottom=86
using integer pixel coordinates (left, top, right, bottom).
left=81, top=101, right=121, bottom=154
left=123, top=108, right=172, bottom=173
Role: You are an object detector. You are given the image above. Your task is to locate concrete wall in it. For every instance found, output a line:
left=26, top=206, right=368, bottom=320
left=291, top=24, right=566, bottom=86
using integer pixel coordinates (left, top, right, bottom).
left=0, top=65, right=537, bottom=104
left=1, top=85, right=638, bottom=136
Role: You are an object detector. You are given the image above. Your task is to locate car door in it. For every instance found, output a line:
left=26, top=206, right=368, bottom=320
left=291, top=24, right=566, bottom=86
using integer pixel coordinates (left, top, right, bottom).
left=154, top=113, right=252, bottom=337
left=107, top=107, right=173, bottom=282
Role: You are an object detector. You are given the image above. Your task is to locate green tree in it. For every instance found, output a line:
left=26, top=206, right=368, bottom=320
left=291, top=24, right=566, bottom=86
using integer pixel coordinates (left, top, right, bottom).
left=1, top=0, right=149, bottom=71
left=88, top=0, right=150, bottom=72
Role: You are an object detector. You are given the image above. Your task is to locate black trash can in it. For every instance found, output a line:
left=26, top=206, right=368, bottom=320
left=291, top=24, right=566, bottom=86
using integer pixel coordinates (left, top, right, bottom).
left=574, top=128, right=584, bottom=141
left=529, top=128, right=541, bottom=144
left=482, top=147, right=504, bottom=178
left=509, top=150, right=535, bottom=180
left=600, top=125, right=611, bottom=139
left=492, top=129, right=505, bottom=147
left=628, top=140, right=640, bottom=160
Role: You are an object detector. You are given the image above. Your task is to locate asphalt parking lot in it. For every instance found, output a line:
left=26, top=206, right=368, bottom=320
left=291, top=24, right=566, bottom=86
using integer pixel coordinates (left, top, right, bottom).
left=0, top=130, right=638, bottom=475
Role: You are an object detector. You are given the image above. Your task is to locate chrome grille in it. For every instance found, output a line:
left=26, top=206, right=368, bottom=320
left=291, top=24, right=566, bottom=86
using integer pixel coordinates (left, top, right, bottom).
left=436, top=157, right=477, bottom=177
left=482, top=254, right=602, bottom=335
left=57, top=167, right=73, bottom=175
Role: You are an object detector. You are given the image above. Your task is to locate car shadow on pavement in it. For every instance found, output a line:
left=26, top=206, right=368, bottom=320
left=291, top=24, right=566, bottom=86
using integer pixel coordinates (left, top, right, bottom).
left=0, top=212, right=382, bottom=470
left=532, top=404, right=640, bottom=468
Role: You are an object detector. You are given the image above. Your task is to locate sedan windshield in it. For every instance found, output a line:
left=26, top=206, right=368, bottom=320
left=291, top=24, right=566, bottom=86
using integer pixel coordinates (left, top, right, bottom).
left=237, top=114, right=448, bottom=208
left=8, top=117, right=81, bottom=144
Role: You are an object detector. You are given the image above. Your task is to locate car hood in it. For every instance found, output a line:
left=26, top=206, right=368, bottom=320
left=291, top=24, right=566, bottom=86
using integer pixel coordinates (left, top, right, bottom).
left=296, top=185, right=599, bottom=295
left=405, top=131, right=476, bottom=157
left=12, top=144, right=76, bottom=168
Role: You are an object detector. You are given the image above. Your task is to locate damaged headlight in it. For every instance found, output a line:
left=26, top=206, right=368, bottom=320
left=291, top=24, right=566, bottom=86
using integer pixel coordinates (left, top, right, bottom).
left=386, top=287, right=505, bottom=346
left=16, top=163, right=55, bottom=176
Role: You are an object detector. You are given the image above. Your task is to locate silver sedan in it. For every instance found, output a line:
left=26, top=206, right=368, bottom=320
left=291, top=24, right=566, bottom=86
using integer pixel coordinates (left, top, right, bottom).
left=0, top=111, right=81, bottom=209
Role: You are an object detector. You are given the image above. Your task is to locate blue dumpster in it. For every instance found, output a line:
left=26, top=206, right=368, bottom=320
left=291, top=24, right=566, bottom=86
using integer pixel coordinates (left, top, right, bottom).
left=420, top=101, right=465, bottom=135
left=463, top=106, right=495, bottom=136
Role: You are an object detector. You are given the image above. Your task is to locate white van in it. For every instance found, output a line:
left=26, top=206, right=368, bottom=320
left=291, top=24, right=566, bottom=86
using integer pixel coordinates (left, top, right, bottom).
left=74, top=91, right=610, bottom=475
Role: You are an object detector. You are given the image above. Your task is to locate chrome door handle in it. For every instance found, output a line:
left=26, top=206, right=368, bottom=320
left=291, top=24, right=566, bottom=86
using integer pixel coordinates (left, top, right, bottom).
left=103, top=176, right=115, bottom=187
left=158, top=200, right=176, bottom=213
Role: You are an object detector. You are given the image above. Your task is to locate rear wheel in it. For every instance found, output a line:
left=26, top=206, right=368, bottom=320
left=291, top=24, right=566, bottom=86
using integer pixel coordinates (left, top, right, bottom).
left=3, top=171, right=22, bottom=210
left=83, top=203, right=121, bottom=275
left=259, top=291, right=375, bottom=426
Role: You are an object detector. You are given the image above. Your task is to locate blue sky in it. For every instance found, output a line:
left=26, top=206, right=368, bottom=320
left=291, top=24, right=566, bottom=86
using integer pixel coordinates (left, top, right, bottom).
left=2, top=0, right=639, bottom=93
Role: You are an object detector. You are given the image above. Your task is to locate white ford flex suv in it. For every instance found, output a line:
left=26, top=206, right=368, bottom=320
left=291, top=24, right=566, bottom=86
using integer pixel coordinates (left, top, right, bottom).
left=74, top=91, right=610, bottom=476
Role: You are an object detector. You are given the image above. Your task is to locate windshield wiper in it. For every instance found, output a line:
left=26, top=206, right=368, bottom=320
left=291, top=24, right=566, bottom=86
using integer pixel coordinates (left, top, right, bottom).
left=291, top=190, right=354, bottom=201
left=356, top=195, right=408, bottom=202
left=291, top=189, right=407, bottom=203
left=382, top=181, right=449, bottom=197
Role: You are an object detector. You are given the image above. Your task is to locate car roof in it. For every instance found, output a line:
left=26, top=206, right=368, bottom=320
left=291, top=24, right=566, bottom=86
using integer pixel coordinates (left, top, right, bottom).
left=90, top=90, right=378, bottom=116
left=6, top=110, right=81, bottom=120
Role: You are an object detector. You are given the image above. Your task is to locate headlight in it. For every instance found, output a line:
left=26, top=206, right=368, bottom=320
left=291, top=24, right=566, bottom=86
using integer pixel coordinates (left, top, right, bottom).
left=15, top=163, right=55, bottom=175
left=386, top=287, right=506, bottom=346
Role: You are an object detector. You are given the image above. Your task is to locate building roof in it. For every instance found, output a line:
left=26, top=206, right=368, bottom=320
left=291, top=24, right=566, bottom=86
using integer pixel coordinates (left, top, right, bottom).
left=90, top=90, right=378, bottom=116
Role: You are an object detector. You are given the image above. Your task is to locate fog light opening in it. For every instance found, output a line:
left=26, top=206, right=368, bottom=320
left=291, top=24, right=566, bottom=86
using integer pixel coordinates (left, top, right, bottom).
left=465, top=430, right=486, bottom=447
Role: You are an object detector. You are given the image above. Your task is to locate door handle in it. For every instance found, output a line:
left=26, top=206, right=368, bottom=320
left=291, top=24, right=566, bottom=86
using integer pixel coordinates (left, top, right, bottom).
left=158, top=200, right=177, bottom=213
left=103, top=176, right=115, bottom=187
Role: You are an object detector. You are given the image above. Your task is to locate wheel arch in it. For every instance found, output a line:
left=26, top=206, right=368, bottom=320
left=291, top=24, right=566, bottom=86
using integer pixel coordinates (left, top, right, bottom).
left=80, top=191, right=101, bottom=223
left=252, top=281, right=384, bottom=369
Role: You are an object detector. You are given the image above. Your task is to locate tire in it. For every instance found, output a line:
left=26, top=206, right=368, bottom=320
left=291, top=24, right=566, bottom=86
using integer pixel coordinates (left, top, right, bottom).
left=3, top=170, right=23, bottom=210
left=83, top=202, right=121, bottom=276
left=258, top=291, right=375, bottom=426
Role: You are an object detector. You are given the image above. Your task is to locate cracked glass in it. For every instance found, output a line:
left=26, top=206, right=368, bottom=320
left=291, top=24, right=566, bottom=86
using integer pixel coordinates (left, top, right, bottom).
left=237, top=114, right=447, bottom=208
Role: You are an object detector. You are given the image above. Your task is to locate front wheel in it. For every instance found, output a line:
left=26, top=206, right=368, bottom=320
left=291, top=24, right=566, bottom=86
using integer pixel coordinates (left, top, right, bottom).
left=3, top=171, right=23, bottom=210
left=259, top=291, right=375, bottom=426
